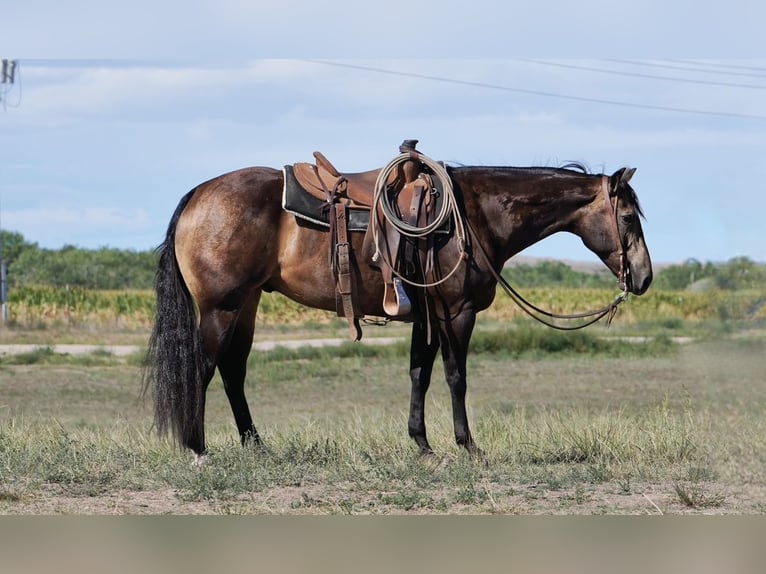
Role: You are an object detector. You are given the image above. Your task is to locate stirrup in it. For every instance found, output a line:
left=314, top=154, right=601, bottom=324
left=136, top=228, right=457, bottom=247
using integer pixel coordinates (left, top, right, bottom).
left=382, top=277, right=412, bottom=317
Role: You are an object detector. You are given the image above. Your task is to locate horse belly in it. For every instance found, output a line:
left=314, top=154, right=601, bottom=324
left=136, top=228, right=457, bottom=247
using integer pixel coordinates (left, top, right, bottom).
left=270, top=218, right=386, bottom=316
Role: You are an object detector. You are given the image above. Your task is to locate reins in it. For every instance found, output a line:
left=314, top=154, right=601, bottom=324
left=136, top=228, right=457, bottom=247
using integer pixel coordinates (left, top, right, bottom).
left=476, top=241, right=629, bottom=330
left=466, top=175, right=630, bottom=330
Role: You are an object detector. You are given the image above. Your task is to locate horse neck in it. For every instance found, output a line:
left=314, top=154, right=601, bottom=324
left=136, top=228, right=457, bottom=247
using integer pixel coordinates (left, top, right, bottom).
left=454, top=167, right=599, bottom=266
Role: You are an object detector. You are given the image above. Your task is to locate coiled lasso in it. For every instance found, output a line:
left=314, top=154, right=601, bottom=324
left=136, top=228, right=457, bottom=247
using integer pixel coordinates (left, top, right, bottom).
left=370, top=151, right=467, bottom=288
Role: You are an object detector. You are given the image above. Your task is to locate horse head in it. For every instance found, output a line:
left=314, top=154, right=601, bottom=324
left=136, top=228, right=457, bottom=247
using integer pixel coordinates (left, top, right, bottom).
left=579, top=167, right=652, bottom=295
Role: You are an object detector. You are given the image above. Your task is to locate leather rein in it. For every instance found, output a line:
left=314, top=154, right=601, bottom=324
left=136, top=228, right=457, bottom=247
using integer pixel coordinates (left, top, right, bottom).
left=468, top=175, right=631, bottom=330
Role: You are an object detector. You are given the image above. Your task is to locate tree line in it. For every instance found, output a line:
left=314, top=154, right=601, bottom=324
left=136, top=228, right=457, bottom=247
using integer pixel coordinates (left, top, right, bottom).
left=651, top=257, right=766, bottom=291
left=1, top=230, right=764, bottom=291
left=1, top=231, right=157, bottom=290
left=505, top=257, right=766, bottom=291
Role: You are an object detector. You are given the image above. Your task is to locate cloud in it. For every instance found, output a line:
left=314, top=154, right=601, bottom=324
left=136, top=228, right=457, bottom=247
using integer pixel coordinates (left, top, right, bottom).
left=2, top=57, right=765, bottom=262
left=4, top=206, right=153, bottom=247
left=7, top=1, right=766, bottom=59
left=13, top=59, right=765, bottom=138
left=7, top=207, right=149, bottom=226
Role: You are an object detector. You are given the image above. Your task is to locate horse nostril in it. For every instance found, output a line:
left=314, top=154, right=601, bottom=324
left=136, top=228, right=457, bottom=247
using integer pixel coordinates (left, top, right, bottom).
left=636, top=273, right=653, bottom=295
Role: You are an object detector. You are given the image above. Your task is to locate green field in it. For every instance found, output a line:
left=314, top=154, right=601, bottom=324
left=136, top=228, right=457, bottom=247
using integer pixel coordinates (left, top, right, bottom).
left=1, top=315, right=764, bottom=514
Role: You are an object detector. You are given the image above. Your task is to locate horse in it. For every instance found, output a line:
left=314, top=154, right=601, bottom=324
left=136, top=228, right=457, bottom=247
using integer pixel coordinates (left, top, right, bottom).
left=143, top=152, right=652, bottom=463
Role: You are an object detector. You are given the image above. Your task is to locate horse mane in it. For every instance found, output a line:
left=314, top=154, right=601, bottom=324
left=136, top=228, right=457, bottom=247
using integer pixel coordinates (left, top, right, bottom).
left=625, top=183, right=645, bottom=218
left=558, top=161, right=590, bottom=174
left=447, top=161, right=591, bottom=177
left=447, top=161, right=645, bottom=217
left=561, top=161, right=644, bottom=218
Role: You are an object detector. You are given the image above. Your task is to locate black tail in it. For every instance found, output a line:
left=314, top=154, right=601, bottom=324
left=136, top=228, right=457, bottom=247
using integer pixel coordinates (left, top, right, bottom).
left=142, top=189, right=209, bottom=449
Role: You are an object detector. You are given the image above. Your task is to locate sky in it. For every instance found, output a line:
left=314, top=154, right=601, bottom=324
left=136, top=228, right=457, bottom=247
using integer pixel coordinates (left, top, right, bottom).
left=1, top=1, right=765, bottom=265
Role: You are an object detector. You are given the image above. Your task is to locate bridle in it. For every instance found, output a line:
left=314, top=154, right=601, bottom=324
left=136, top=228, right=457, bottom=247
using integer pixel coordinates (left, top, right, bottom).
left=468, top=175, right=632, bottom=330
left=602, top=175, right=631, bottom=295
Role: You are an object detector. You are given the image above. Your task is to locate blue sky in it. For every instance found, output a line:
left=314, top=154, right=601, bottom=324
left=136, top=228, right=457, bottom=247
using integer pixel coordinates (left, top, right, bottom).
left=2, top=1, right=765, bottom=265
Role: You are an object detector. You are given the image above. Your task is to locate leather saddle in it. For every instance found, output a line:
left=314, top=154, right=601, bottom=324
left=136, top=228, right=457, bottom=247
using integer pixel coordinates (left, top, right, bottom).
left=292, top=152, right=384, bottom=209
left=283, top=140, right=441, bottom=339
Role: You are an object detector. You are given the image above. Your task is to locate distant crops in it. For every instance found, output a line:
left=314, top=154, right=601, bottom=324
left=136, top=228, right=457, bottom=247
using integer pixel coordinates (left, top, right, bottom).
left=490, top=287, right=766, bottom=323
left=7, top=286, right=155, bottom=329
left=5, top=285, right=765, bottom=329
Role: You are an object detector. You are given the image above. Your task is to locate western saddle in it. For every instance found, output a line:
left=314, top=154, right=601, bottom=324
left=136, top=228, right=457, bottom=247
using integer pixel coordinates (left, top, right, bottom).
left=287, top=140, right=442, bottom=340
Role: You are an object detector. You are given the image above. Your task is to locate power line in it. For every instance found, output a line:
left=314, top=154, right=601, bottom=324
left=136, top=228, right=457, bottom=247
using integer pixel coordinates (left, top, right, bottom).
left=305, top=60, right=766, bottom=121
left=604, top=58, right=766, bottom=80
left=669, top=59, right=766, bottom=74
left=518, top=58, right=766, bottom=90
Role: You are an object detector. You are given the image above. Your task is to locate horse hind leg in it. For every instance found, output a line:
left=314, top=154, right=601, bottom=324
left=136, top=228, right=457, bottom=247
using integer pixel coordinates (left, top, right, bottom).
left=216, top=291, right=261, bottom=447
left=182, top=307, right=233, bottom=458
left=190, top=302, right=247, bottom=456
left=191, top=288, right=261, bottom=460
left=181, top=353, right=216, bottom=459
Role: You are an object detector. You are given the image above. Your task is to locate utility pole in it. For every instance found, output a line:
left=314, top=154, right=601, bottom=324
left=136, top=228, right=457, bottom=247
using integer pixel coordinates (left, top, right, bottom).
left=1, top=59, right=18, bottom=109
left=0, top=59, right=17, bottom=322
left=0, top=192, right=6, bottom=324
left=0, top=209, right=7, bottom=324
left=1, top=258, right=7, bottom=324
left=1, top=59, right=17, bottom=83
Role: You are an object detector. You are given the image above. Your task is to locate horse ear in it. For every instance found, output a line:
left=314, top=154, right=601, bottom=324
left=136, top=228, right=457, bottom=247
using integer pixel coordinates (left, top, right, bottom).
left=621, top=167, right=637, bottom=183
left=610, top=167, right=636, bottom=190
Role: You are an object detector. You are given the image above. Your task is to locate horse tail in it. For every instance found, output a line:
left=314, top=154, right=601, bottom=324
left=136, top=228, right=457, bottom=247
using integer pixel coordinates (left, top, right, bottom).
left=142, top=188, right=208, bottom=449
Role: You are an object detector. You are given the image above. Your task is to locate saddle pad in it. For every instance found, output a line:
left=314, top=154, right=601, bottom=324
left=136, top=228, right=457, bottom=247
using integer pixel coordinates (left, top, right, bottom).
left=282, top=165, right=370, bottom=232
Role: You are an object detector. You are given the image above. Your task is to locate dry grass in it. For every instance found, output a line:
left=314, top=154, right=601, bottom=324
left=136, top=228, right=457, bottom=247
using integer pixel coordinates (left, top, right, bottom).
left=1, top=332, right=764, bottom=514
left=4, top=286, right=765, bottom=343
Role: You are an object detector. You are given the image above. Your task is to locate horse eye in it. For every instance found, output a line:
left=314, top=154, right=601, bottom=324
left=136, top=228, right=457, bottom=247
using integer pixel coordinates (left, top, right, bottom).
left=621, top=214, right=635, bottom=225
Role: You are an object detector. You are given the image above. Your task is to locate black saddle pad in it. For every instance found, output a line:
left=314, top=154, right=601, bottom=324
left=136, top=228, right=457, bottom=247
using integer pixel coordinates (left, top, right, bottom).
left=282, top=165, right=370, bottom=232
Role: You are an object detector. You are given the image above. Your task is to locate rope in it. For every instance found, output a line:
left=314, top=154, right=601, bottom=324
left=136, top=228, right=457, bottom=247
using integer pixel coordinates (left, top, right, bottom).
left=465, top=216, right=630, bottom=330
left=370, top=152, right=467, bottom=288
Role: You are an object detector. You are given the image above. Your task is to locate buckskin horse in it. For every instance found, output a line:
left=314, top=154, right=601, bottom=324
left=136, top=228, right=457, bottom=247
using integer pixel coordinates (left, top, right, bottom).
left=143, top=142, right=652, bottom=462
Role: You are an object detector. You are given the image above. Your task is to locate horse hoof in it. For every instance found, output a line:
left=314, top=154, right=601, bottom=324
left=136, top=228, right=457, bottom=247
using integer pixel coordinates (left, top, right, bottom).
left=192, top=453, right=209, bottom=467
left=469, top=448, right=489, bottom=468
left=419, top=451, right=455, bottom=470
left=252, top=443, right=273, bottom=457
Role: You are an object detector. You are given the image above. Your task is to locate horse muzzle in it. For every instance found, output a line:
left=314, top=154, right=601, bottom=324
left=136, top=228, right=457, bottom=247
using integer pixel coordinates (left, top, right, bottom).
left=626, top=263, right=652, bottom=296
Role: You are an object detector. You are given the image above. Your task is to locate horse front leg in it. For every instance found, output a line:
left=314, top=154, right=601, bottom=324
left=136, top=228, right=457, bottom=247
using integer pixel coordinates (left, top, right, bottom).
left=408, top=320, right=440, bottom=456
left=438, top=307, right=481, bottom=456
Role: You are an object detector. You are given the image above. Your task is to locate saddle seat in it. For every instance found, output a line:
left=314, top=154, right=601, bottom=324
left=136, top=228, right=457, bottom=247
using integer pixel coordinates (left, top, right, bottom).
left=291, top=151, right=394, bottom=209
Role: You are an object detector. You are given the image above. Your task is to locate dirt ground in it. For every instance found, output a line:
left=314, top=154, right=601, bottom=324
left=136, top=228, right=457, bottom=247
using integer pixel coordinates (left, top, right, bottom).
left=3, top=480, right=764, bottom=515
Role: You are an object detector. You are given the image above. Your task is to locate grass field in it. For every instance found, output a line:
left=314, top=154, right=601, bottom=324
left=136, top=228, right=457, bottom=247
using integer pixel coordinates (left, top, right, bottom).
left=1, top=319, right=764, bottom=514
